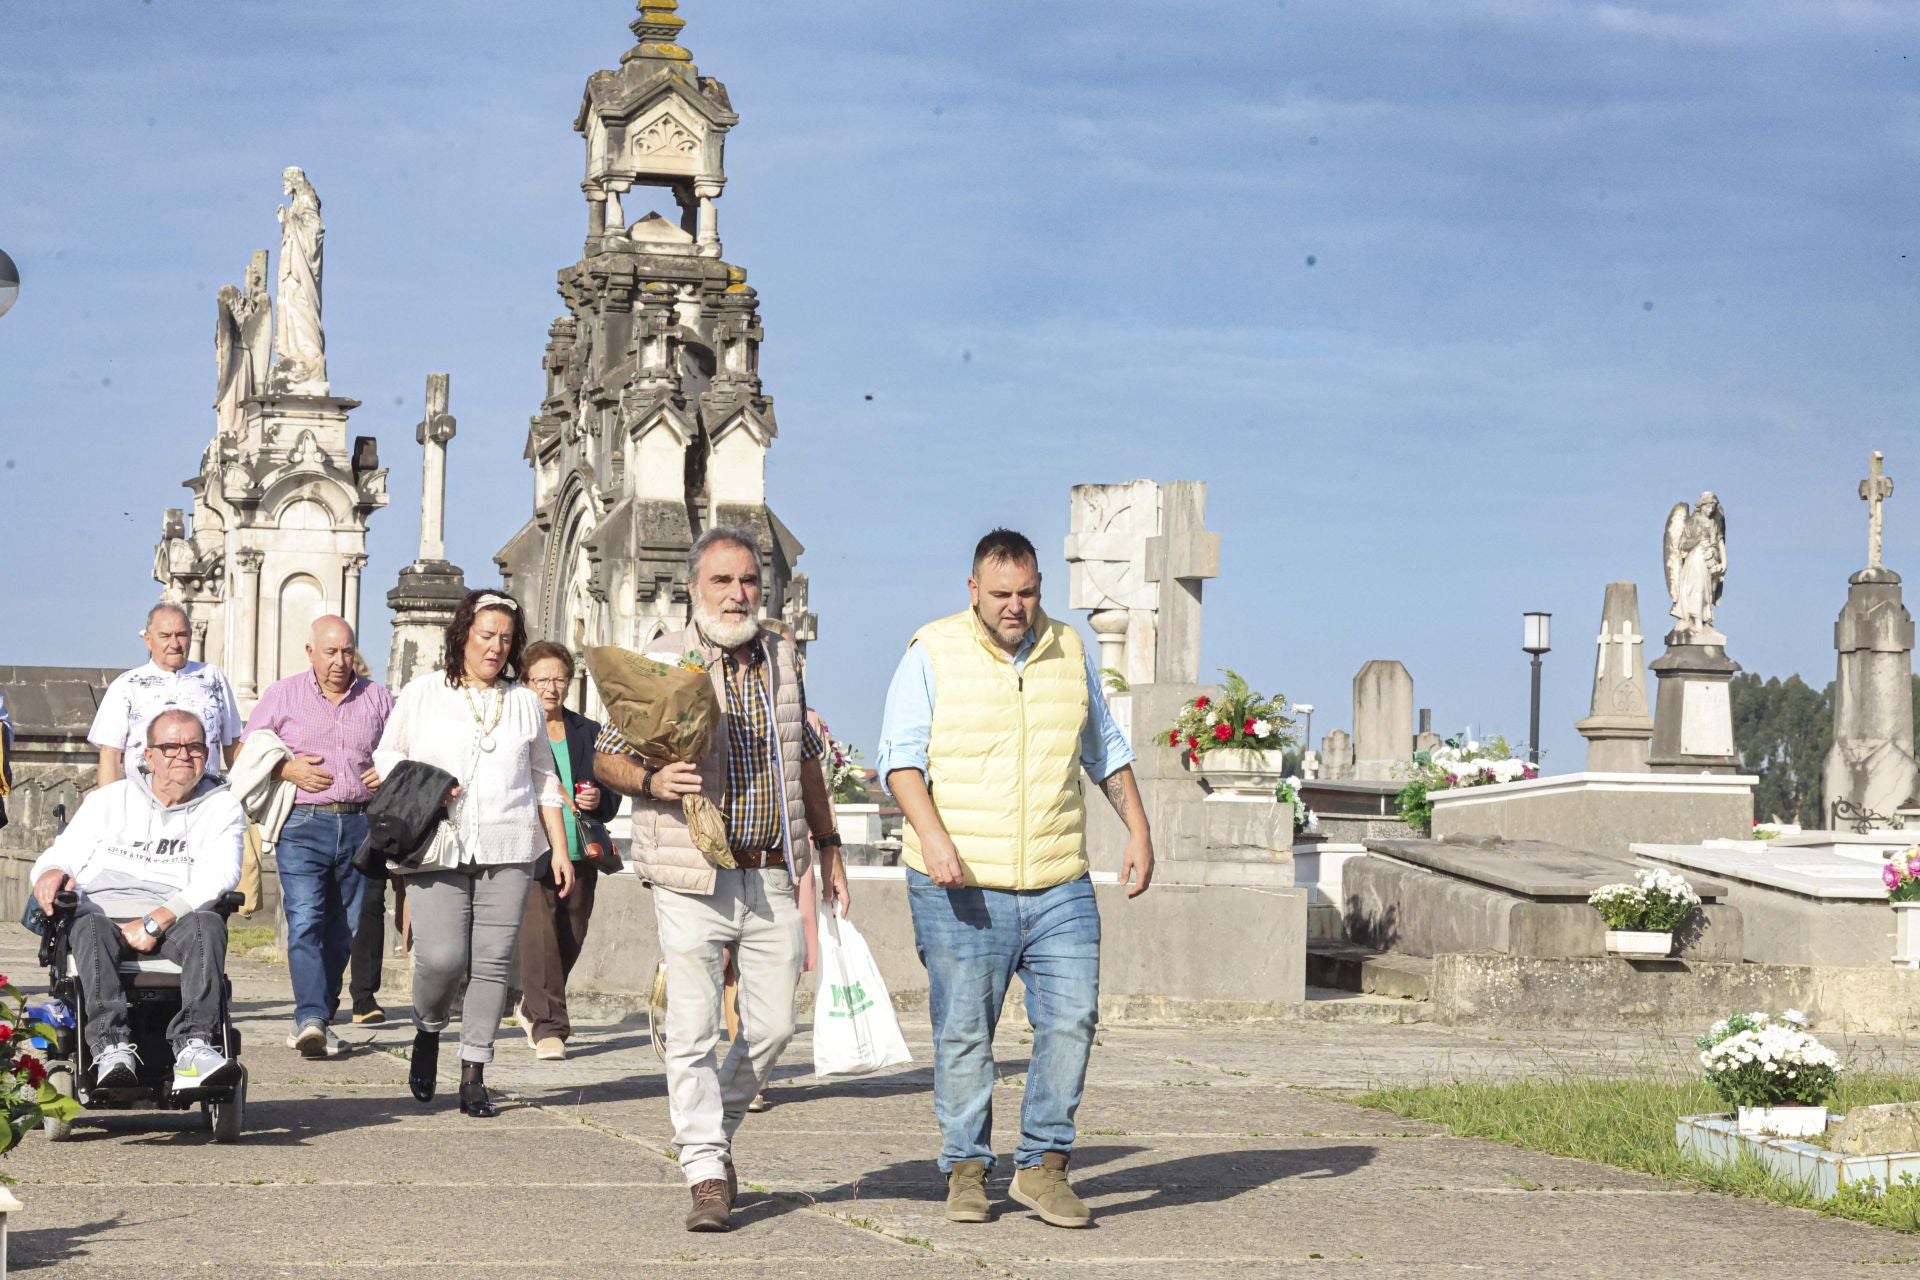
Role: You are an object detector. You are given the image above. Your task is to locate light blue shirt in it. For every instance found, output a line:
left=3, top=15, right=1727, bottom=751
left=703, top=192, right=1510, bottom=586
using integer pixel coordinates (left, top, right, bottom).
left=876, top=630, right=1135, bottom=790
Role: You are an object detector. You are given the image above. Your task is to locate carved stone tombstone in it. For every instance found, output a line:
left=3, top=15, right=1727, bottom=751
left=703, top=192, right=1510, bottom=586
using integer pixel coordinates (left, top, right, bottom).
left=1321, top=729, right=1354, bottom=781
left=1065, top=480, right=1164, bottom=687
left=1352, top=661, right=1414, bottom=781
left=1575, top=581, right=1654, bottom=771
left=387, top=373, right=469, bottom=692
left=1822, top=452, right=1920, bottom=823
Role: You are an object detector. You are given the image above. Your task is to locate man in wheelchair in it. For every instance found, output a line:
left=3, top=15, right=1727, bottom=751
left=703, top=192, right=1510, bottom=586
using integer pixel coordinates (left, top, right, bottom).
left=31, top=709, right=245, bottom=1095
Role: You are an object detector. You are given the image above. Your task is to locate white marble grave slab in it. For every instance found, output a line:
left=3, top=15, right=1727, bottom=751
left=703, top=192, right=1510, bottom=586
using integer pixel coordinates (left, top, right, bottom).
left=1634, top=841, right=1888, bottom=900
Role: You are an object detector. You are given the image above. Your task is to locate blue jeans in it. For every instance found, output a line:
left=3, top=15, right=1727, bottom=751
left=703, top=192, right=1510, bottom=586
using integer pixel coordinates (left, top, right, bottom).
left=277, top=807, right=372, bottom=1028
left=905, top=867, right=1101, bottom=1173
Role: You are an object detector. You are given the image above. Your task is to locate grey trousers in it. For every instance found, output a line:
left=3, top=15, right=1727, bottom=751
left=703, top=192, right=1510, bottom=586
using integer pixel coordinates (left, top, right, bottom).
left=405, top=863, right=533, bottom=1064
left=654, top=867, right=805, bottom=1186
left=71, top=904, right=227, bottom=1054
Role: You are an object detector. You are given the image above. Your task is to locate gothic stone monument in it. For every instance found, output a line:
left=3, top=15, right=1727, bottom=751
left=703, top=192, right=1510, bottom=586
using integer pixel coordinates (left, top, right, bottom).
left=1649, top=492, right=1740, bottom=773
left=1822, top=452, right=1920, bottom=823
left=1575, top=580, right=1654, bottom=771
left=495, top=2, right=806, bottom=683
left=154, top=167, right=387, bottom=708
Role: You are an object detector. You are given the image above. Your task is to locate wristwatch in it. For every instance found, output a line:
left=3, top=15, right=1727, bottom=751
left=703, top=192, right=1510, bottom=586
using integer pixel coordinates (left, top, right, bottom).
left=142, top=915, right=164, bottom=938
left=812, top=832, right=843, bottom=850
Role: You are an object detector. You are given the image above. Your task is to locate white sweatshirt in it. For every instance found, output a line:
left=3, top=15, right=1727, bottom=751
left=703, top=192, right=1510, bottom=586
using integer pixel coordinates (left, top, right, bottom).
left=31, top=770, right=245, bottom=918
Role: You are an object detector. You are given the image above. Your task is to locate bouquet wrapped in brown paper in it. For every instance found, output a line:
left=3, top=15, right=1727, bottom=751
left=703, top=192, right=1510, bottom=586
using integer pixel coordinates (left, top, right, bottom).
left=584, top=646, right=734, bottom=869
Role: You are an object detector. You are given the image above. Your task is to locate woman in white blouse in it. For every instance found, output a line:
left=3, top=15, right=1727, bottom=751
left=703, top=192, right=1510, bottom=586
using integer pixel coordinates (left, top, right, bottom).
left=374, top=590, right=571, bottom=1117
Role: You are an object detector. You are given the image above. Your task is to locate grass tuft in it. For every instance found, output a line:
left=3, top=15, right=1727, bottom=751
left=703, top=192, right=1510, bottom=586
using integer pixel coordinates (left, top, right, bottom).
left=1353, top=1071, right=1920, bottom=1234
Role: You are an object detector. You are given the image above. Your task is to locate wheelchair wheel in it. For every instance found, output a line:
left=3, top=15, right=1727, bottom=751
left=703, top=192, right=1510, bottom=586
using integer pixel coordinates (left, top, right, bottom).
left=209, top=1068, right=246, bottom=1144
left=43, top=1068, right=75, bottom=1142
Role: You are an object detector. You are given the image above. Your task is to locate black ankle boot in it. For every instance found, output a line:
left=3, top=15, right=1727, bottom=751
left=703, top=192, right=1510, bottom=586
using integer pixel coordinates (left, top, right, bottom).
left=409, top=1030, right=439, bottom=1103
left=459, top=1061, right=498, bottom=1118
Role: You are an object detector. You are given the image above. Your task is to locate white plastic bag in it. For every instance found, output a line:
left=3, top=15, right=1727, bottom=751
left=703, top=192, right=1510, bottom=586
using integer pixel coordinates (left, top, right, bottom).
left=812, top=904, right=913, bottom=1077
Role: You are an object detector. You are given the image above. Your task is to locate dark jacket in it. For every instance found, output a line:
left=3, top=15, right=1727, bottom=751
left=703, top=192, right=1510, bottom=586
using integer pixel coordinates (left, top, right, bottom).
left=558, top=710, right=621, bottom=824
left=351, top=759, right=458, bottom=877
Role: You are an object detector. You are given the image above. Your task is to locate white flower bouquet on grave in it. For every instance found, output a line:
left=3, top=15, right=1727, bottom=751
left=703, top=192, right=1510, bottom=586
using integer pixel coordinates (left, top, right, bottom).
left=1395, top=734, right=1538, bottom=833
left=1695, top=1010, right=1840, bottom=1110
left=1587, top=867, right=1701, bottom=932
left=1275, top=776, right=1317, bottom=835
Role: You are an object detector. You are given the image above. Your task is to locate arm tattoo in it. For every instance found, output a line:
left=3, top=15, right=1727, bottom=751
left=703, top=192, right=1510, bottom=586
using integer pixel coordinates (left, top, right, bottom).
left=1101, top=770, right=1131, bottom=818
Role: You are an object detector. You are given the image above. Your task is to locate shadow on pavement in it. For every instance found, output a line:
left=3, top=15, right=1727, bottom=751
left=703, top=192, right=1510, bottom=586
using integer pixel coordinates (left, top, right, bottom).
left=13, top=1214, right=135, bottom=1270
left=50, top=1091, right=440, bottom=1147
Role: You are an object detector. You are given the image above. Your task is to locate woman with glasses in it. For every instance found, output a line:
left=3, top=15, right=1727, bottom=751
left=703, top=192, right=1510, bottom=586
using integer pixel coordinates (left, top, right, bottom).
left=373, top=589, right=571, bottom=1117
left=514, top=641, right=621, bottom=1060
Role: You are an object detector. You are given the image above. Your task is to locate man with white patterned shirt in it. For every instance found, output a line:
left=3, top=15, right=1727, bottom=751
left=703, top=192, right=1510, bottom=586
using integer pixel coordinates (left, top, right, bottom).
left=90, top=604, right=242, bottom=785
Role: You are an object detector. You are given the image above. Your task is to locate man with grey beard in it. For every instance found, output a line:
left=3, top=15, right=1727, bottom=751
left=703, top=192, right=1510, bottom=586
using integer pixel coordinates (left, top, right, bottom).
left=594, top=526, right=850, bottom=1234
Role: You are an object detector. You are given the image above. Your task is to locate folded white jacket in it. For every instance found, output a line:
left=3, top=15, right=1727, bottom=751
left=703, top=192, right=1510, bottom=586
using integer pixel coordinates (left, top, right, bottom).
left=228, top=729, right=296, bottom=851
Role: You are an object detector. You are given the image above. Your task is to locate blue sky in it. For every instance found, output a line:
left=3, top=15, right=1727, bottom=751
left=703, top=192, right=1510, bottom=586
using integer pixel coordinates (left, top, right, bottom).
left=3, top=1, right=1916, bottom=767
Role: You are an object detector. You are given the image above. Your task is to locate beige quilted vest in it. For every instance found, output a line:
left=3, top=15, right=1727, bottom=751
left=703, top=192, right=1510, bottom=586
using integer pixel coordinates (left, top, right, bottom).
left=625, top=624, right=810, bottom=896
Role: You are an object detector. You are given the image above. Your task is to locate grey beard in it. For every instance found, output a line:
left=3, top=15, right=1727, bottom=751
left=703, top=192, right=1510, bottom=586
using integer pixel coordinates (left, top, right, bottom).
left=694, top=603, right=760, bottom=649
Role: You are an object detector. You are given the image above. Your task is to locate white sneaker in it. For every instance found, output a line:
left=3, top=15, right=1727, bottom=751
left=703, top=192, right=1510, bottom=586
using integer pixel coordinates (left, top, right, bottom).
left=172, top=1039, right=238, bottom=1093
left=95, top=1042, right=140, bottom=1088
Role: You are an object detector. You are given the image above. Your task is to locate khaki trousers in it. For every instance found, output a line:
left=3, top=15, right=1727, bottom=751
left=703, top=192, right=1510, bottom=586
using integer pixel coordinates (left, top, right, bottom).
left=653, top=866, right=803, bottom=1185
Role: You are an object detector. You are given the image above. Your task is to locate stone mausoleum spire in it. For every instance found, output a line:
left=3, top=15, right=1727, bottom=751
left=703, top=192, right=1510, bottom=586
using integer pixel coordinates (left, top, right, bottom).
left=386, top=374, right=469, bottom=692
left=495, top=2, right=804, bottom=705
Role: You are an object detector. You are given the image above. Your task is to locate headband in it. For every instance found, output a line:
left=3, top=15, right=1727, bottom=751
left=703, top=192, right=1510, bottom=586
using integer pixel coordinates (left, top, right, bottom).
left=475, top=593, right=519, bottom=612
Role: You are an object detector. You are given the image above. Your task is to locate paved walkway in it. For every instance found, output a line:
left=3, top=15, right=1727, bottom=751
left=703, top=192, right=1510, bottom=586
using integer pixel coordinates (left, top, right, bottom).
left=11, top=924, right=1920, bottom=1277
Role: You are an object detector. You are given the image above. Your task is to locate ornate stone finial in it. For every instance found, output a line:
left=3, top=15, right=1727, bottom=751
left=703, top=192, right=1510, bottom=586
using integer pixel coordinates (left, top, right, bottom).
left=628, top=0, right=693, bottom=63
left=1861, top=450, right=1895, bottom=575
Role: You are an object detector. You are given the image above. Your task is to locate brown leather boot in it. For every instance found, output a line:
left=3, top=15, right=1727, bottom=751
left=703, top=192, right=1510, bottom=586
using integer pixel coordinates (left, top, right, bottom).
left=1009, top=1152, right=1091, bottom=1228
left=685, top=1178, right=732, bottom=1232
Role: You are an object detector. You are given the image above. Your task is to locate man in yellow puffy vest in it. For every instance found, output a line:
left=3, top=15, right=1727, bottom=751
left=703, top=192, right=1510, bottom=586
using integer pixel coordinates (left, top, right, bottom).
left=880, top=528, right=1154, bottom=1229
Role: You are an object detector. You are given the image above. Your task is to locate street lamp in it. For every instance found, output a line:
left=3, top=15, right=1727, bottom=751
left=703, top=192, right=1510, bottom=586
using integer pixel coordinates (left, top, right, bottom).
left=1522, top=612, right=1551, bottom=766
left=0, top=249, right=17, bottom=319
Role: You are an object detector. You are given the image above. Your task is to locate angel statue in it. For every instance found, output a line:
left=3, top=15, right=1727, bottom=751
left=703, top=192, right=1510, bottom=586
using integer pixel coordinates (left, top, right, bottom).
left=271, top=166, right=327, bottom=394
left=1663, top=492, right=1728, bottom=642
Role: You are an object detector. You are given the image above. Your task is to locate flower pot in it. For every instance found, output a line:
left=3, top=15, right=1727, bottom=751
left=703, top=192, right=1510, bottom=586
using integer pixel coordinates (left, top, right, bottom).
left=1604, top=929, right=1674, bottom=959
left=1187, top=747, right=1288, bottom=797
left=1894, top=902, right=1920, bottom=969
left=1736, top=1104, right=1829, bottom=1138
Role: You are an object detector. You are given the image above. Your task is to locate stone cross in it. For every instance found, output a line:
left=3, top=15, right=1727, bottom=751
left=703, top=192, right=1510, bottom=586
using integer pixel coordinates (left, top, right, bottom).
left=1595, top=618, right=1643, bottom=681
left=1862, top=450, right=1895, bottom=571
left=1142, top=480, right=1219, bottom=685
left=416, top=373, right=456, bottom=563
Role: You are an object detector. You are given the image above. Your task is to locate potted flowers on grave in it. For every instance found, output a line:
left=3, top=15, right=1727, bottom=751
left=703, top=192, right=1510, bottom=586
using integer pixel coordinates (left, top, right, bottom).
left=1275, top=776, right=1317, bottom=836
left=1879, top=845, right=1920, bottom=967
left=1586, top=867, right=1701, bottom=958
left=1394, top=735, right=1538, bottom=834
left=1697, top=1009, right=1840, bottom=1138
left=1162, top=670, right=1296, bottom=797
left=822, top=721, right=883, bottom=845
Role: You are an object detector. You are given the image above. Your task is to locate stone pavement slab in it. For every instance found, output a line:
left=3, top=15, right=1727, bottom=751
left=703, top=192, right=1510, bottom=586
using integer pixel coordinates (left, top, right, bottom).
left=6, top=925, right=1920, bottom=1276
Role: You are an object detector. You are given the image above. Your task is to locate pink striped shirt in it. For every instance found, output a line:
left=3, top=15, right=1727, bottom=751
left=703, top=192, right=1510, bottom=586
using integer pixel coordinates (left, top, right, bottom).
left=245, top=672, right=395, bottom=805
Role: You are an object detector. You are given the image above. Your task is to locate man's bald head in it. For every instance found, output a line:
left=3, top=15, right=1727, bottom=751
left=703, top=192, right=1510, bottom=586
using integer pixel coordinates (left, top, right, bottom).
left=307, top=615, right=359, bottom=693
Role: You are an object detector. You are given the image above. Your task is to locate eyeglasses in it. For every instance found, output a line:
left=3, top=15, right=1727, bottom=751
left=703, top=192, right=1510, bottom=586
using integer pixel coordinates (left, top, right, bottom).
left=527, top=676, right=571, bottom=689
left=150, top=742, right=210, bottom=760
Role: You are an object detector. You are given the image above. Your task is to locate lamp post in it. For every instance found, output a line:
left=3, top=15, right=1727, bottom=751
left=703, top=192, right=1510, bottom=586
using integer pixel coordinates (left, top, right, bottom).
left=1522, top=612, right=1552, bottom=766
left=0, top=249, right=17, bottom=319
left=1294, top=703, right=1315, bottom=772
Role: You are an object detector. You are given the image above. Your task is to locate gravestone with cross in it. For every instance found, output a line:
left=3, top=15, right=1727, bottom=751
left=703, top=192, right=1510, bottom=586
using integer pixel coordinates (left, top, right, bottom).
left=1575, top=580, right=1655, bottom=771
left=1822, top=451, right=1920, bottom=823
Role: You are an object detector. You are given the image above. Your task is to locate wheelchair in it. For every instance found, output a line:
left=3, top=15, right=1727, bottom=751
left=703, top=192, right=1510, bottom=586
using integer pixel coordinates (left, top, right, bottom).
left=36, top=888, right=249, bottom=1142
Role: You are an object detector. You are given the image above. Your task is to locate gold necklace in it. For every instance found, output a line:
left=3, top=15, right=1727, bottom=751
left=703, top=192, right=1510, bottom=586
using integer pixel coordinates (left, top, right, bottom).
left=462, top=682, right=505, bottom=753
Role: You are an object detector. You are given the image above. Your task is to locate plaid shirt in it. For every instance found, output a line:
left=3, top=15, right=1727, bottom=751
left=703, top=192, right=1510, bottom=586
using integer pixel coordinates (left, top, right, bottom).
left=596, top=647, right=822, bottom=854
